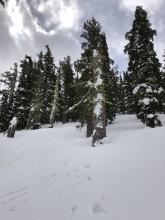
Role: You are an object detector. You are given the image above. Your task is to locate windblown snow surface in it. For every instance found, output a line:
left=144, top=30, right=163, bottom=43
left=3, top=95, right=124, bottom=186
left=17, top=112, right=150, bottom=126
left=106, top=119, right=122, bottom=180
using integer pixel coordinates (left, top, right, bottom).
left=0, top=115, right=165, bottom=220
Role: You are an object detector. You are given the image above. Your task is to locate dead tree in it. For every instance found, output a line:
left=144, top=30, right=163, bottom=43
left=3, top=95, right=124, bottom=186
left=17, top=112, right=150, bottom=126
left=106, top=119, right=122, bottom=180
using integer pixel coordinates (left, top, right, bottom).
left=7, top=117, right=17, bottom=138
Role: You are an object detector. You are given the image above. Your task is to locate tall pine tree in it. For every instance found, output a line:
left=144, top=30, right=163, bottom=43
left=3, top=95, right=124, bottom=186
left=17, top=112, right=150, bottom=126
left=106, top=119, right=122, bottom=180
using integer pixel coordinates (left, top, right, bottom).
left=41, top=45, right=56, bottom=124
left=14, top=56, right=37, bottom=129
left=117, top=74, right=126, bottom=114
left=27, top=52, right=45, bottom=128
left=0, top=63, right=18, bottom=132
left=125, top=6, right=163, bottom=127
left=75, top=18, right=115, bottom=136
left=58, top=56, right=75, bottom=123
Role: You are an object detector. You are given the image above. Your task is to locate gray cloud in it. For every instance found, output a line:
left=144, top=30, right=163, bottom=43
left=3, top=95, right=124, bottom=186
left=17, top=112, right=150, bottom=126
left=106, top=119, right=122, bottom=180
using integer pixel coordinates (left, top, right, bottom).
left=0, top=0, right=164, bottom=74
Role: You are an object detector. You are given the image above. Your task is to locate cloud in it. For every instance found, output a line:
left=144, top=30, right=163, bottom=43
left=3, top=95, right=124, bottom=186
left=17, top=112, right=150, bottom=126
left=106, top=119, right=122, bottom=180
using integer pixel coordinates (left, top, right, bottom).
left=5, top=0, right=82, bottom=41
left=27, top=0, right=82, bottom=35
left=6, top=0, right=32, bottom=42
left=120, top=0, right=164, bottom=14
left=0, top=0, right=165, bottom=74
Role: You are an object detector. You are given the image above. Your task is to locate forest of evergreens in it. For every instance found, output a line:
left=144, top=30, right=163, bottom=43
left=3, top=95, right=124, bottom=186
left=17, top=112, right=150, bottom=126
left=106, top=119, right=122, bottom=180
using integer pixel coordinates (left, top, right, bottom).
left=0, top=6, right=165, bottom=144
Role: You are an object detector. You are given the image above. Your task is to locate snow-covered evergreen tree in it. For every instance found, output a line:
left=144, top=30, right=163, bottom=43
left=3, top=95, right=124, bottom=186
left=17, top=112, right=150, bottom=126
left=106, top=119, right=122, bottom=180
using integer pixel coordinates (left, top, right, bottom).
left=117, top=75, right=126, bottom=114
left=0, top=91, right=11, bottom=132
left=75, top=18, right=115, bottom=136
left=14, top=56, right=37, bottom=129
left=161, top=49, right=165, bottom=112
left=0, top=63, right=18, bottom=132
left=41, top=45, right=56, bottom=124
left=122, top=71, right=134, bottom=114
left=124, top=6, right=163, bottom=127
left=99, top=33, right=117, bottom=123
left=49, top=76, right=60, bottom=128
left=26, top=52, right=45, bottom=129
left=58, top=56, right=75, bottom=123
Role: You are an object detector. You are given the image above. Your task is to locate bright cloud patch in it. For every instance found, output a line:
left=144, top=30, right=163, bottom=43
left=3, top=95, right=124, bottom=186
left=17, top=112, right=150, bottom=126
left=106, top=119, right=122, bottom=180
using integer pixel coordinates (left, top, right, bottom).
left=31, top=0, right=81, bottom=34
left=7, top=0, right=31, bottom=40
left=6, top=0, right=81, bottom=40
left=59, top=1, right=80, bottom=29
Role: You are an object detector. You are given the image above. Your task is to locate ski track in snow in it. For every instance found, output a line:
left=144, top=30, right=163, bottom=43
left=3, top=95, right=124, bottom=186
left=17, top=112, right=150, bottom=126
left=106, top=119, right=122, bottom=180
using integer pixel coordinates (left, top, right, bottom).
left=0, top=115, right=165, bottom=220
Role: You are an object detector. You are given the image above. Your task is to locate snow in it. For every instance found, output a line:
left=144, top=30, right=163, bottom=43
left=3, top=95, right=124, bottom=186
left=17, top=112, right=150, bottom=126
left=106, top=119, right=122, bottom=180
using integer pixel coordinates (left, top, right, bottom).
left=0, top=115, right=165, bottom=220
left=142, top=97, right=158, bottom=105
left=146, top=87, right=152, bottom=93
left=133, top=83, right=152, bottom=94
left=95, top=68, right=102, bottom=86
left=9, top=117, right=17, bottom=127
left=142, top=97, right=150, bottom=105
left=147, top=113, right=154, bottom=119
left=158, top=87, right=164, bottom=94
left=94, top=93, right=103, bottom=118
left=93, top=49, right=98, bottom=57
left=133, top=83, right=147, bottom=94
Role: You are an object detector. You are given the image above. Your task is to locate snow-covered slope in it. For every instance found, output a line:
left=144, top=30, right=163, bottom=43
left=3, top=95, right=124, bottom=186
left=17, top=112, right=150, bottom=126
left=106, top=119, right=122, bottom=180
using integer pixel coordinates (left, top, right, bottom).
left=0, top=115, right=165, bottom=220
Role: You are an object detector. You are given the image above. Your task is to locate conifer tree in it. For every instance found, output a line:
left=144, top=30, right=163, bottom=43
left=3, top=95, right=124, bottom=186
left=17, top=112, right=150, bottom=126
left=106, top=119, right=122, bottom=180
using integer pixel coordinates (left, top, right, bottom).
left=124, top=6, right=163, bottom=127
left=122, top=71, right=134, bottom=113
left=100, top=33, right=117, bottom=123
left=49, top=77, right=60, bottom=128
left=117, top=75, right=126, bottom=114
left=14, top=56, right=36, bottom=129
left=27, top=52, right=45, bottom=129
left=75, top=18, right=102, bottom=136
left=0, top=63, right=18, bottom=132
left=0, top=91, right=11, bottom=132
left=75, top=18, right=115, bottom=136
left=58, top=56, right=75, bottom=123
left=161, top=50, right=165, bottom=112
left=28, top=47, right=57, bottom=127
left=41, top=45, right=56, bottom=124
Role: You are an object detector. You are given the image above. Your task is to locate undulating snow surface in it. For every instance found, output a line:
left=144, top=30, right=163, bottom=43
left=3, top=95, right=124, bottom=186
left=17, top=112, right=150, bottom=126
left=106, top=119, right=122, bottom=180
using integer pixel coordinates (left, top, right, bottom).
left=0, top=115, right=165, bottom=220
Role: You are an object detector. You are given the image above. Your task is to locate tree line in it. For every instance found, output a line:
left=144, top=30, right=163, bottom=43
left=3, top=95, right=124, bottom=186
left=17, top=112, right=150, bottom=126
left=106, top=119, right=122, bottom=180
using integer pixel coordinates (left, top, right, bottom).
left=0, top=6, right=165, bottom=145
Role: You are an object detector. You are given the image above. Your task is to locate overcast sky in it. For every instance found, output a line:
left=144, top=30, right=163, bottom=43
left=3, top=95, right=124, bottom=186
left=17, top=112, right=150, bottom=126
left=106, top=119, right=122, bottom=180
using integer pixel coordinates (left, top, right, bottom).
left=0, top=0, right=165, bottom=74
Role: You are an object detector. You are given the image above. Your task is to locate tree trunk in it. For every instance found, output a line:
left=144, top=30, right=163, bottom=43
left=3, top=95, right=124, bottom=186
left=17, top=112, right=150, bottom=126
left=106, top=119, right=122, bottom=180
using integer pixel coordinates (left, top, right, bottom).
left=86, top=116, right=93, bottom=137
left=49, top=111, right=55, bottom=128
left=92, top=126, right=106, bottom=146
left=62, top=112, right=66, bottom=124
left=7, top=117, right=18, bottom=138
left=7, top=126, right=16, bottom=138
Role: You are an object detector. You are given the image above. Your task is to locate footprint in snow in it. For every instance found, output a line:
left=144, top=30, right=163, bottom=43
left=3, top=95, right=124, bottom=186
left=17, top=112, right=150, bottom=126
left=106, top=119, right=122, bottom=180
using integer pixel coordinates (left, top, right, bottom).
left=63, top=160, right=69, bottom=165
left=101, top=195, right=111, bottom=204
left=42, top=173, right=57, bottom=182
left=72, top=169, right=78, bottom=172
left=92, top=202, right=108, bottom=215
left=0, top=187, right=28, bottom=201
left=72, top=205, right=78, bottom=215
left=92, top=197, right=111, bottom=215
left=10, top=207, right=17, bottom=212
left=24, top=199, right=29, bottom=203
left=84, top=165, right=91, bottom=169
left=87, top=176, right=92, bottom=182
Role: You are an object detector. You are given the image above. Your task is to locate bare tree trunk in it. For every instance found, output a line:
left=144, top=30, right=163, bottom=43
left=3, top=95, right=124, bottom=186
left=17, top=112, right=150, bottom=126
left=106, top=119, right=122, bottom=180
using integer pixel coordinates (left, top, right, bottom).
left=62, top=112, right=66, bottom=124
left=7, top=126, right=16, bottom=138
left=49, top=109, right=55, bottom=128
left=92, top=107, right=106, bottom=146
left=86, top=116, right=93, bottom=137
left=7, top=117, right=18, bottom=138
